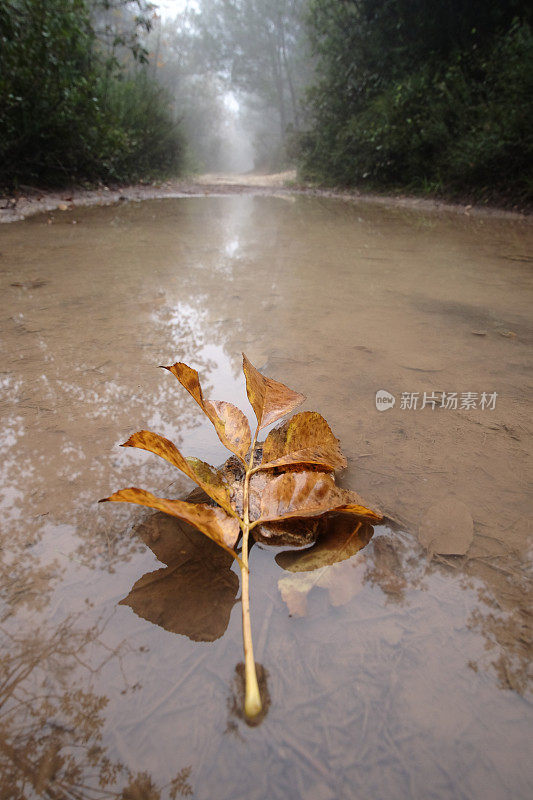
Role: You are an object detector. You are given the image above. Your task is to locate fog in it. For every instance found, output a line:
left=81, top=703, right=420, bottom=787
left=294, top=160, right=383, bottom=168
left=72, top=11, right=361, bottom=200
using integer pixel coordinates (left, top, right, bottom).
left=147, top=0, right=310, bottom=173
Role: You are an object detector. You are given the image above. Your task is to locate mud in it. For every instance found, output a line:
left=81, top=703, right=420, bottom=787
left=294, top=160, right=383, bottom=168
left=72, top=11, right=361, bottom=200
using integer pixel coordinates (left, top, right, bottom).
left=1, top=171, right=530, bottom=223
left=0, top=194, right=531, bottom=799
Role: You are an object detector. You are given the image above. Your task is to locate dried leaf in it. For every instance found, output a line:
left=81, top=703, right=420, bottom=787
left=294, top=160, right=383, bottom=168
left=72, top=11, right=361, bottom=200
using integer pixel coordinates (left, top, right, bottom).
left=259, top=411, right=347, bottom=471
left=277, top=517, right=373, bottom=616
left=211, top=450, right=379, bottom=543
left=419, top=498, right=473, bottom=557
left=187, top=452, right=322, bottom=547
left=119, top=513, right=238, bottom=642
left=162, top=362, right=251, bottom=461
left=242, top=353, right=305, bottom=430
left=99, top=487, right=241, bottom=560
left=251, top=471, right=382, bottom=525
left=277, top=522, right=370, bottom=618
left=121, top=430, right=234, bottom=516
left=101, top=351, right=386, bottom=718
left=276, top=516, right=373, bottom=572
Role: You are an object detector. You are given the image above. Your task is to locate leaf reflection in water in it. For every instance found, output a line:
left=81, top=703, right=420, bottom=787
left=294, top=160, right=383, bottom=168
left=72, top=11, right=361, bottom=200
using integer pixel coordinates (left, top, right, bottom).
left=120, top=510, right=273, bottom=725
left=119, top=512, right=239, bottom=642
left=276, top=517, right=374, bottom=617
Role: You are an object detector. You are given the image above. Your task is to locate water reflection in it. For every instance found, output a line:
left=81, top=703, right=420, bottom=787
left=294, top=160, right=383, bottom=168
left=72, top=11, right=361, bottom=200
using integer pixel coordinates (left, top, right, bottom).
left=361, top=525, right=531, bottom=693
left=276, top=518, right=374, bottom=617
left=0, top=293, right=230, bottom=582
left=228, top=663, right=270, bottom=729
left=1, top=195, right=532, bottom=798
left=117, top=513, right=375, bottom=726
left=0, top=614, right=194, bottom=798
left=120, top=513, right=238, bottom=642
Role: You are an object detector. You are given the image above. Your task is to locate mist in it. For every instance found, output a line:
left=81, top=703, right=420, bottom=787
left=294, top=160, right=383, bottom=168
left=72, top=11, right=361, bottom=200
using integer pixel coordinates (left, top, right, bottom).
left=146, top=0, right=310, bottom=173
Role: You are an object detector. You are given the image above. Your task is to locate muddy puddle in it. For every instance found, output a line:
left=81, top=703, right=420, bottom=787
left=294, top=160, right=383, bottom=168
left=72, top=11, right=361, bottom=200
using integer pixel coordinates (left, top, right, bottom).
left=0, top=195, right=532, bottom=799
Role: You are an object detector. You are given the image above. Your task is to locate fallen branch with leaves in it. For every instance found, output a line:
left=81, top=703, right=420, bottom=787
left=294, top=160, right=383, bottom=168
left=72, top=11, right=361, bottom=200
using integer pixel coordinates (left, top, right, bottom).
left=100, top=354, right=382, bottom=718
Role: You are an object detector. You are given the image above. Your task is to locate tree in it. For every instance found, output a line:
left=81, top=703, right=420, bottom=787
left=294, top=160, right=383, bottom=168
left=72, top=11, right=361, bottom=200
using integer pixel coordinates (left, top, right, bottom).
left=0, top=0, right=185, bottom=186
left=300, top=0, right=533, bottom=202
left=191, top=0, right=311, bottom=164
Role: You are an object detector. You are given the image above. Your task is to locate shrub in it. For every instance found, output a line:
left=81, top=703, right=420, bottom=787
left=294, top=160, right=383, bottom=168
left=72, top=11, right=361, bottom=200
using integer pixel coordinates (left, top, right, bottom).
left=0, top=0, right=185, bottom=187
left=300, top=0, right=533, bottom=204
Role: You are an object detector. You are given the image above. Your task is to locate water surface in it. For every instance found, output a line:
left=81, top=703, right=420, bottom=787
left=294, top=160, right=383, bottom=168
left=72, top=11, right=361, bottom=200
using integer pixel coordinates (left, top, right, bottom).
left=1, top=195, right=532, bottom=799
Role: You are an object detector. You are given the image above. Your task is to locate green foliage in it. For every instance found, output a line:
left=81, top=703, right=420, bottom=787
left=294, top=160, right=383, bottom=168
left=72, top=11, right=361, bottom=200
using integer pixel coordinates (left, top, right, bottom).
left=98, top=71, right=185, bottom=182
left=300, top=0, right=533, bottom=203
left=0, top=0, right=185, bottom=187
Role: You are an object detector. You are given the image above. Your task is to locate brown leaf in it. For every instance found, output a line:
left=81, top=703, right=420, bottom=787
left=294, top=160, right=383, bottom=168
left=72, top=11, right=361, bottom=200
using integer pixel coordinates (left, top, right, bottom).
left=259, top=411, right=347, bottom=471
left=99, top=487, right=241, bottom=560
left=242, top=353, right=305, bottom=430
left=186, top=455, right=323, bottom=546
left=119, top=513, right=239, bottom=642
left=277, top=520, right=371, bottom=617
left=162, top=361, right=251, bottom=461
left=184, top=448, right=380, bottom=546
left=121, top=430, right=234, bottom=516
left=251, top=471, right=382, bottom=525
left=275, top=516, right=373, bottom=572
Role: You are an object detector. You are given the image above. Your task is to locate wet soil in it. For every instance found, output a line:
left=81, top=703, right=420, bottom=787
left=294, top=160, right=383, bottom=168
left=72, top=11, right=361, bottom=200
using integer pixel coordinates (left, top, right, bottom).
left=0, top=194, right=532, bottom=799
left=1, top=171, right=529, bottom=224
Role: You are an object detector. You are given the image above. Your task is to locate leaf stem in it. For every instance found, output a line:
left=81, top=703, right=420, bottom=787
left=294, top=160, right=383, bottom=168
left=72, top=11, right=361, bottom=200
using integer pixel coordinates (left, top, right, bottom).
left=240, top=425, right=262, bottom=718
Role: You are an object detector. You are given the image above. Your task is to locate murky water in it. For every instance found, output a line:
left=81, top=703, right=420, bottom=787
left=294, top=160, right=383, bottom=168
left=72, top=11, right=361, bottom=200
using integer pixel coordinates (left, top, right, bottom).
left=1, top=195, right=532, bottom=799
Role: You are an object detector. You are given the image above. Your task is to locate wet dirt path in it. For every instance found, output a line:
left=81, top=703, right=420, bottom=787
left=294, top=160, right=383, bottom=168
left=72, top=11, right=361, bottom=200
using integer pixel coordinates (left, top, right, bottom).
left=0, top=195, right=532, bottom=799
left=1, top=171, right=528, bottom=223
